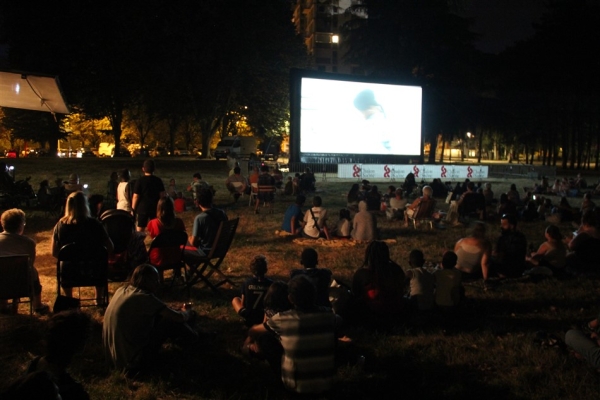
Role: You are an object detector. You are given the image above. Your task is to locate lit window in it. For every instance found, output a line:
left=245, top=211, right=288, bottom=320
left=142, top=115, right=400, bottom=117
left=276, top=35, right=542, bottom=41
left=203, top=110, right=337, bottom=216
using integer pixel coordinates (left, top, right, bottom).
left=332, top=34, right=339, bottom=43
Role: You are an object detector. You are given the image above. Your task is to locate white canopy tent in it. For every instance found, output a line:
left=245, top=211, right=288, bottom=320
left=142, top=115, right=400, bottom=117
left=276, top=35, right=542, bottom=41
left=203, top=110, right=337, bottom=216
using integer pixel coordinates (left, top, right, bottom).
left=0, top=70, right=70, bottom=114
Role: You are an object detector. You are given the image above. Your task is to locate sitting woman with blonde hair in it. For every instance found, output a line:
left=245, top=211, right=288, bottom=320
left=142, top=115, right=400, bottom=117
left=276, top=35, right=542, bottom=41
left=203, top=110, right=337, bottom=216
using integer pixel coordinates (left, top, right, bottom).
left=51, top=191, right=114, bottom=304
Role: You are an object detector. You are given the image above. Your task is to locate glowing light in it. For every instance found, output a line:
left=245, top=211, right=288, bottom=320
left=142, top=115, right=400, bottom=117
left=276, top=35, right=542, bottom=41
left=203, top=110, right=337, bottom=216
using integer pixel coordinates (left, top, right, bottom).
left=332, top=34, right=339, bottom=44
left=14, top=83, right=20, bottom=94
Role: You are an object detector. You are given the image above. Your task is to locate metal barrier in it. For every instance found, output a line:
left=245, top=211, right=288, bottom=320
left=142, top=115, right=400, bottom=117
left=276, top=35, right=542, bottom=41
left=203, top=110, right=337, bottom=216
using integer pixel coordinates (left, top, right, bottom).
left=488, top=164, right=556, bottom=180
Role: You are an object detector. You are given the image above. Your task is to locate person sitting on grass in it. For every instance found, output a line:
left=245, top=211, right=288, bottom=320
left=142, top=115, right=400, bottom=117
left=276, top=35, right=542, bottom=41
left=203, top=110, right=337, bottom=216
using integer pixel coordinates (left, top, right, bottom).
left=433, top=251, right=462, bottom=309
left=524, top=224, right=566, bottom=276
left=248, top=275, right=341, bottom=395
left=492, top=213, right=527, bottom=279
left=351, top=241, right=406, bottom=323
left=405, top=249, right=434, bottom=312
left=386, top=188, right=407, bottom=220
left=281, top=194, right=305, bottom=235
left=290, top=248, right=333, bottom=308
left=241, top=281, right=292, bottom=362
left=302, top=196, right=330, bottom=240
left=232, top=255, right=273, bottom=327
left=352, top=200, right=377, bottom=242
left=103, top=264, right=198, bottom=377
left=0, top=208, right=49, bottom=314
left=565, top=314, right=600, bottom=369
left=26, top=311, right=92, bottom=400
left=333, top=208, right=352, bottom=238
left=454, top=222, right=491, bottom=282
left=565, top=210, right=600, bottom=277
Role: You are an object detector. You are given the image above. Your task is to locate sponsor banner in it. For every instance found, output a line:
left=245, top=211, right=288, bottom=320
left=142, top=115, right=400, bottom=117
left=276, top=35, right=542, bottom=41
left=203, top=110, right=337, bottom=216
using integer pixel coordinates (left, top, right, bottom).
left=338, top=164, right=488, bottom=180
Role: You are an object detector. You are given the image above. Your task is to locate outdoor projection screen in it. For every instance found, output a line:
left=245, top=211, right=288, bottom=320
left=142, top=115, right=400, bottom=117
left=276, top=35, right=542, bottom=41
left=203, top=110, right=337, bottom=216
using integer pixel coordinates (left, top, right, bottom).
left=289, top=70, right=422, bottom=163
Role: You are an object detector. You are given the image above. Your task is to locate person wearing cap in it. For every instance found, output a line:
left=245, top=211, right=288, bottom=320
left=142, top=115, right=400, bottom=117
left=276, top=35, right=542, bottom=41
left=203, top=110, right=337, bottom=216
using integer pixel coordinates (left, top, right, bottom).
left=290, top=248, right=333, bottom=308
left=187, top=172, right=209, bottom=206
left=63, top=173, right=83, bottom=194
left=281, top=195, right=306, bottom=235
left=492, top=214, right=528, bottom=278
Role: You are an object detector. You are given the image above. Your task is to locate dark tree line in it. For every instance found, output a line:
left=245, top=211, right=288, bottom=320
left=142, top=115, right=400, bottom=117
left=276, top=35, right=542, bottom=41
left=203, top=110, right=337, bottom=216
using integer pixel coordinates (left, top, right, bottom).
left=1, top=0, right=599, bottom=168
left=341, top=0, right=600, bottom=168
left=0, top=0, right=307, bottom=157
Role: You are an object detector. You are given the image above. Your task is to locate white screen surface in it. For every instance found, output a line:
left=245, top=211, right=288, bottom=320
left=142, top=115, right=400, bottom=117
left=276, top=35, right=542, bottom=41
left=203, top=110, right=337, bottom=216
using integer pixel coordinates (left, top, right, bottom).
left=299, top=77, right=422, bottom=156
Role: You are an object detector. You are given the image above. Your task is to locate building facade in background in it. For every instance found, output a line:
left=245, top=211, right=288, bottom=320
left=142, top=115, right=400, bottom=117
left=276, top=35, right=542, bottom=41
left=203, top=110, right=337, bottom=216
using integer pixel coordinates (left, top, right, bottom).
left=292, top=0, right=366, bottom=75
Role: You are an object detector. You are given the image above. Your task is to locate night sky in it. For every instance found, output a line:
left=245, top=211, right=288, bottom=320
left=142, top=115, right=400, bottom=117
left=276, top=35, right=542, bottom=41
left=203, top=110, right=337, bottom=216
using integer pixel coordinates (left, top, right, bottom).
left=461, top=0, right=547, bottom=54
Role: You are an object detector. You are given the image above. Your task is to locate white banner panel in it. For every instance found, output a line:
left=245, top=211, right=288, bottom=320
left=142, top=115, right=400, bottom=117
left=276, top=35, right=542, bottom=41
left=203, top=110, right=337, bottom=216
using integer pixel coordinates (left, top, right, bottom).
left=338, top=164, right=488, bottom=180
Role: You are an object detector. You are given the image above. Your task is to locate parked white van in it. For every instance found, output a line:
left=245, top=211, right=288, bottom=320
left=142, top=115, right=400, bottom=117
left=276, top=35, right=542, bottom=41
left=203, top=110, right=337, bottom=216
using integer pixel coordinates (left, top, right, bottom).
left=214, top=136, right=258, bottom=160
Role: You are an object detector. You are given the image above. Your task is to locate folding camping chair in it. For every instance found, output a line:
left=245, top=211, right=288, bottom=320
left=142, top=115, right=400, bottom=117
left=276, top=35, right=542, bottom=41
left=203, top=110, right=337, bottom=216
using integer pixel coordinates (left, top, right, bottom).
left=56, top=243, right=109, bottom=307
left=0, top=254, right=33, bottom=316
left=100, top=209, right=136, bottom=282
left=148, top=230, right=188, bottom=287
left=185, top=218, right=239, bottom=293
left=407, top=197, right=436, bottom=230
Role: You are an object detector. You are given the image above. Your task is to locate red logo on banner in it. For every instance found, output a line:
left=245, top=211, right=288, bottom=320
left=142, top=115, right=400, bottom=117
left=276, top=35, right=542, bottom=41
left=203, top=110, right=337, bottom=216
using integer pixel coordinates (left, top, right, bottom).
left=467, top=166, right=473, bottom=178
left=353, top=164, right=361, bottom=178
left=413, top=165, right=420, bottom=178
left=383, top=165, right=390, bottom=178
left=441, top=165, right=447, bottom=178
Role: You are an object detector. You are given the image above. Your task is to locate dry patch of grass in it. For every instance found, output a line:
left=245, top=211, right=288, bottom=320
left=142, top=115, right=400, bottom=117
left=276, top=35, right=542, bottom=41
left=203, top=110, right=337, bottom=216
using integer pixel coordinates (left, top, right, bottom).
left=1, top=157, right=599, bottom=399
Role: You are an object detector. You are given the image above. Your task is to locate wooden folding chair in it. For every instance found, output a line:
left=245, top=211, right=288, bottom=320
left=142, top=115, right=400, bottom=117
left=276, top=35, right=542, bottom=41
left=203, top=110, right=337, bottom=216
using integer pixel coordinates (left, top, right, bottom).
left=57, top=243, right=109, bottom=307
left=248, top=183, right=258, bottom=206
left=185, top=218, right=239, bottom=292
left=148, top=230, right=188, bottom=287
left=0, top=254, right=33, bottom=316
left=408, top=198, right=436, bottom=229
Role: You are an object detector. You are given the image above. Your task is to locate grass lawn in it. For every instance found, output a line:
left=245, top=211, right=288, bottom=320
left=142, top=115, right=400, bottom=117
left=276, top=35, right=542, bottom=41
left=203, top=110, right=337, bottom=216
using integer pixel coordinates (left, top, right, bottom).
left=1, top=157, right=599, bottom=399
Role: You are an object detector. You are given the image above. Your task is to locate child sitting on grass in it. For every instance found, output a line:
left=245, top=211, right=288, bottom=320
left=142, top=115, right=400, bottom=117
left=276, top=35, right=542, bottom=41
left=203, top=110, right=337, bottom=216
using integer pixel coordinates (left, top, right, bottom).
left=334, top=208, right=352, bottom=238
left=405, top=249, right=434, bottom=312
left=232, top=255, right=273, bottom=327
left=433, top=251, right=463, bottom=309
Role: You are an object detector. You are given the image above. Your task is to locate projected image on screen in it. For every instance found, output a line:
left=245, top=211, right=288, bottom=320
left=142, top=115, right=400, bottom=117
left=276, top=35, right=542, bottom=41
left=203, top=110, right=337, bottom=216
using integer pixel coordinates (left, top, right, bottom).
left=300, top=78, right=422, bottom=156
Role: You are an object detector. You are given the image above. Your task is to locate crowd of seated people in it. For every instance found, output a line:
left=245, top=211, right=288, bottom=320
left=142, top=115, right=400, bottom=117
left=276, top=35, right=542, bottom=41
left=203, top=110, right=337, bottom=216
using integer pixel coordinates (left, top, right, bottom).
left=8, top=157, right=600, bottom=397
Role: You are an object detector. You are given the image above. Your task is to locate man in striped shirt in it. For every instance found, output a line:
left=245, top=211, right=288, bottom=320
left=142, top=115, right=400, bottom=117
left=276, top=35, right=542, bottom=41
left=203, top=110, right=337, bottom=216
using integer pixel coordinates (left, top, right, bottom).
left=249, top=275, right=341, bottom=394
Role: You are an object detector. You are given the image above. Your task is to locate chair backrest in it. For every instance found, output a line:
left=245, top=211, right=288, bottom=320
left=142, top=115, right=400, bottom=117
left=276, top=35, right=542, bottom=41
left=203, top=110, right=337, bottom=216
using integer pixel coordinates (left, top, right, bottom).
left=204, top=218, right=239, bottom=260
left=57, top=243, right=109, bottom=286
left=250, top=182, right=258, bottom=193
left=231, top=182, right=243, bottom=189
left=0, top=254, right=31, bottom=300
left=148, top=230, right=188, bottom=269
left=100, top=209, right=135, bottom=254
left=414, top=197, right=436, bottom=219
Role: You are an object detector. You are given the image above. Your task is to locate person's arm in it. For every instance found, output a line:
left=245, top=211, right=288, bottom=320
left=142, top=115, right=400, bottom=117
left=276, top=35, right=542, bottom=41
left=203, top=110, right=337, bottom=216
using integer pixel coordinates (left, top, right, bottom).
left=481, top=246, right=491, bottom=280
left=290, top=215, right=298, bottom=235
left=322, top=225, right=331, bottom=240
left=131, top=193, right=139, bottom=212
left=51, top=233, right=60, bottom=258
left=248, top=322, right=269, bottom=339
left=159, top=304, right=193, bottom=323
